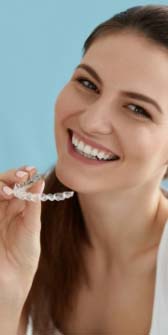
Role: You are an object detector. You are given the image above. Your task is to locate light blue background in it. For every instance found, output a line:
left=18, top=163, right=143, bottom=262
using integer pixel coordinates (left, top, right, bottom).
left=0, top=0, right=168, bottom=189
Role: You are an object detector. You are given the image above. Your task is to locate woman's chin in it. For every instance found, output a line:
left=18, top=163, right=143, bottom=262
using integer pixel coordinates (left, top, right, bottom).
left=54, top=164, right=93, bottom=193
left=55, top=164, right=77, bottom=191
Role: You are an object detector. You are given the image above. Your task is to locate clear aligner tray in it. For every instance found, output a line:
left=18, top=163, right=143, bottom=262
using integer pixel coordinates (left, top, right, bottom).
left=12, top=172, right=74, bottom=202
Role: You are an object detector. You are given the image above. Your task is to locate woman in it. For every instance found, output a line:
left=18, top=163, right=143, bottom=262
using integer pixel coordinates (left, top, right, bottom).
left=1, top=4, right=168, bottom=335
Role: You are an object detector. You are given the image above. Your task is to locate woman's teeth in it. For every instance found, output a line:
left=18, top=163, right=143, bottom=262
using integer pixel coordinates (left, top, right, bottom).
left=73, top=145, right=119, bottom=161
left=71, top=132, right=119, bottom=161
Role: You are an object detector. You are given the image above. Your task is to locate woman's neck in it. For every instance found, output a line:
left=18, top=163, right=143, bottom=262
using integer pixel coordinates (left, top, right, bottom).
left=77, top=187, right=167, bottom=268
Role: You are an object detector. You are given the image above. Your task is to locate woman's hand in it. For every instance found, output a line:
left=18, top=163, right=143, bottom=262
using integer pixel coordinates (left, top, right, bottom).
left=0, top=166, right=45, bottom=311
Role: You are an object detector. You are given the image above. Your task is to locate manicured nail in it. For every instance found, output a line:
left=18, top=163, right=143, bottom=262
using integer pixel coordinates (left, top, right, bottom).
left=25, top=166, right=36, bottom=171
left=16, top=171, right=28, bottom=178
left=2, top=186, right=13, bottom=195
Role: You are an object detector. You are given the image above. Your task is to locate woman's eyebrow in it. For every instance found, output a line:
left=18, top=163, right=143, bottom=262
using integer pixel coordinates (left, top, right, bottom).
left=74, top=63, right=163, bottom=115
left=75, top=63, right=103, bottom=85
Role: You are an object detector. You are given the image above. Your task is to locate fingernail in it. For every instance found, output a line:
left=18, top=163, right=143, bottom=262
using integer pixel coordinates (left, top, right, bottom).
left=16, top=171, right=28, bottom=178
left=25, top=166, right=36, bottom=171
left=2, top=186, right=13, bottom=195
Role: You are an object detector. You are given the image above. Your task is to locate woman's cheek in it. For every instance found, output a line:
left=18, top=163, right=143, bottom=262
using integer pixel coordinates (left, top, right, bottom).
left=54, top=82, right=104, bottom=127
left=54, top=86, right=74, bottom=118
left=55, top=94, right=86, bottom=124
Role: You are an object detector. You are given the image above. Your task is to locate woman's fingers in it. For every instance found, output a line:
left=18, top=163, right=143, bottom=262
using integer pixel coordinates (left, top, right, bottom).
left=0, top=165, right=45, bottom=313
left=0, top=166, right=36, bottom=184
left=0, top=166, right=37, bottom=201
left=22, top=178, right=45, bottom=234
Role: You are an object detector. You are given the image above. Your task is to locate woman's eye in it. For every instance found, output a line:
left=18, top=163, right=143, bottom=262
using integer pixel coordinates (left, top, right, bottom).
left=76, top=77, right=99, bottom=93
left=126, top=104, right=152, bottom=120
left=75, top=77, right=152, bottom=120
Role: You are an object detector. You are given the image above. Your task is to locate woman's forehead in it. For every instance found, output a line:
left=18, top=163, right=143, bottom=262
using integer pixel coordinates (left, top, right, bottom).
left=81, top=34, right=168, bottom=106
left=83, top=33, right=168, bottom=69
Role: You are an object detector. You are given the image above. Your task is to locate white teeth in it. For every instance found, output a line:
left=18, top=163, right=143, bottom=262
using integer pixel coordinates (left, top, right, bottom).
left=72, top=133, right=116, bottom=160
left=92, top=148, right=99, bottom=156
left=83, top=145, right=92, bottom=155
left=97, top=151, right=106, bottom=159
left=78, top=141, right=85, bottom=151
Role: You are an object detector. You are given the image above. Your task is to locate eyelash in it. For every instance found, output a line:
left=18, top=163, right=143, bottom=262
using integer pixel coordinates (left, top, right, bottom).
left=75, top=76, right=152, bottom=120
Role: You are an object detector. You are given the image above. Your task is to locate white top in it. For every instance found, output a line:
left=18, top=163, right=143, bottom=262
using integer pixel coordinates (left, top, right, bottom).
left=26, top=315, right=63, bottom=335
left=148, top=218, right=168, bottom=334
left=26, top=218, right=168, bottom=335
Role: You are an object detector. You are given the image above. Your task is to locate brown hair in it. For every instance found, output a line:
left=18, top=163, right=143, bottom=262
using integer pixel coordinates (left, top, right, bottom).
left=24, top=4, right=168, bottom=334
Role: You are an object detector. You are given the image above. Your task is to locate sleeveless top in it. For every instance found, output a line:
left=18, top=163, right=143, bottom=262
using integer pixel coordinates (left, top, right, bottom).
left=26, top=218, right=168, bottom=335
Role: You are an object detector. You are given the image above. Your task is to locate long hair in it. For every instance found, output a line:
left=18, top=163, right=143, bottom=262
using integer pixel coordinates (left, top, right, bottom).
left=23, top=4, right=168, bottom=334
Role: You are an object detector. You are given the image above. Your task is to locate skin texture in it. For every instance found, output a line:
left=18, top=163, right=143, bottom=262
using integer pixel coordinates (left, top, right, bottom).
left=54, top=31, right=168, bottom=274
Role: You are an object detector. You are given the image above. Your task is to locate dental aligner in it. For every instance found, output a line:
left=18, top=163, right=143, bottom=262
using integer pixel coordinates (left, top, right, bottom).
left=12, top=172, right=74, bottom=202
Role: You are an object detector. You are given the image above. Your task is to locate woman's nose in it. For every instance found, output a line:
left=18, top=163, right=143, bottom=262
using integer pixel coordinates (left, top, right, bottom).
left=79, top=99, right=115, bottom=133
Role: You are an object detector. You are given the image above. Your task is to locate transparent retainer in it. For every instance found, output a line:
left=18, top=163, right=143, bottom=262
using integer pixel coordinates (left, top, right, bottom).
left=12, top=172, right=74, bottom=202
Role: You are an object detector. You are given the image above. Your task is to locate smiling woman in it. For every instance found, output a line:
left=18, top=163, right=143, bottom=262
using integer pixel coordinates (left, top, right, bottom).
left=20, top=5, right=168, bottom=335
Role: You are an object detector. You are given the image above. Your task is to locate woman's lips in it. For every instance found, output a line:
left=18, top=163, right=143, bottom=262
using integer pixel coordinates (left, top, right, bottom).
left=67, top=130, right=120, bottom=166
left=68, top=129, right=120, bottom=158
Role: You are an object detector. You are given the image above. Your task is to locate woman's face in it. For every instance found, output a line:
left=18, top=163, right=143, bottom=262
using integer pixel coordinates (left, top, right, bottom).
left=54, top=32, right=168, bottom=194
